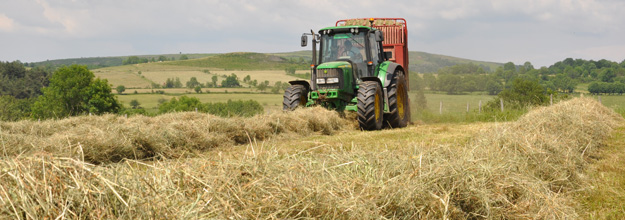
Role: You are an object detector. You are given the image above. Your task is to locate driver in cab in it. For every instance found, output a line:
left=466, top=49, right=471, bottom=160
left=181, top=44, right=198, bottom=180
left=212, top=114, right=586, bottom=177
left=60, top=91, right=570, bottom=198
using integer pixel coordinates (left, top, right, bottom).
left=342, top=40, right=363, bottom=62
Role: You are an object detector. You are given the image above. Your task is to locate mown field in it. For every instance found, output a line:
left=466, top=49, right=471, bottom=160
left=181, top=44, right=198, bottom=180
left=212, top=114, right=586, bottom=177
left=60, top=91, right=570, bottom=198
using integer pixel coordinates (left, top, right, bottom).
left=1, top=98, right=624, bottom=218
left=93, top=62, right=303, bottom=89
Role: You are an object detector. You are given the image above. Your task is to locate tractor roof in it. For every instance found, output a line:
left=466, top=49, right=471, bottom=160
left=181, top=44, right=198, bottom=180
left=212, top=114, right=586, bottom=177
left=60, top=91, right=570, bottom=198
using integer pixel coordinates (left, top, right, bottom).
left=319, top=25, right=374, bottom=33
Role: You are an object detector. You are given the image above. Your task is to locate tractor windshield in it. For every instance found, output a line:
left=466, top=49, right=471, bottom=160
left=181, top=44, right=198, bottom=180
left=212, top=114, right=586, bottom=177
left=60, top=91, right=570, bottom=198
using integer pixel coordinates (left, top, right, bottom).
left=320, top=31, right=367, bottom=77
left=319, top=31, right=367, bottom=78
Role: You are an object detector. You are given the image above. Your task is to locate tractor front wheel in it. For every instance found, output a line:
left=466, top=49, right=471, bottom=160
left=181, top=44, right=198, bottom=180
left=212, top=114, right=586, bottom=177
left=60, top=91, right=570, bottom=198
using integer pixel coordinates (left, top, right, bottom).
left=283, top=84, right=308, bottom=111
left=357, top=81, right=383, bottom=130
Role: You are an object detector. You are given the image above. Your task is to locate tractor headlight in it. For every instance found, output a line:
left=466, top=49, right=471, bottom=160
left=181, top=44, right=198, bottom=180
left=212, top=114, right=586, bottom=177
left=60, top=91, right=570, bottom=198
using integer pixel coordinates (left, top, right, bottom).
left=326, top=78, right=339, bottom=84
left=316, top=78, right=326, bottom=84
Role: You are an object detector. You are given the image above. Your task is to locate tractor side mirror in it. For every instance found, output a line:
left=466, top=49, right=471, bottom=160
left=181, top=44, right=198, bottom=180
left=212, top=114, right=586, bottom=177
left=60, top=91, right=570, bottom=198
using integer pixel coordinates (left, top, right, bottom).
left=301, top=35, right=308, bottom=47
left=375, top=30, right=384, bottom=42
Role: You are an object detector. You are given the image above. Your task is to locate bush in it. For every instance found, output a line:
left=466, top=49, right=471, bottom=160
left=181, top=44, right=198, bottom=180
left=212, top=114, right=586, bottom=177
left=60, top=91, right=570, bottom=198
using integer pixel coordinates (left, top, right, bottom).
left=158, top=96, right=263, bottom=117
left=487, top=78, right=548, bottom=110
left=0, top=95, right=34, bottom=121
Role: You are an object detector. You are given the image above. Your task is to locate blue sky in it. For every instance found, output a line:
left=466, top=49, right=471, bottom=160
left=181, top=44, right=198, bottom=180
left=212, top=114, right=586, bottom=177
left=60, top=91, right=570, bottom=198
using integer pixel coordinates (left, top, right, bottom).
left=1, top=0, right=624, bottom=67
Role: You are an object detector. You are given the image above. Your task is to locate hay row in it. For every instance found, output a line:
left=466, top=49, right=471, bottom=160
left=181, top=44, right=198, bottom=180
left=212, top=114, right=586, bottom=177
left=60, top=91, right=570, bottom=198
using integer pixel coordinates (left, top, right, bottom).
left=0, top=107, right=355, bottom=164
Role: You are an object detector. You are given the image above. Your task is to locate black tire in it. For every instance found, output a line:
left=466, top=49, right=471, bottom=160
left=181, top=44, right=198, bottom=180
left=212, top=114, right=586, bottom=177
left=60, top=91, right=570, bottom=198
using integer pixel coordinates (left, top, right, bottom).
left=283, top=85, right=308, bottom=111
left=357, top=81, right=383, bottom=130
left=384, top=70, right=410, bottom=128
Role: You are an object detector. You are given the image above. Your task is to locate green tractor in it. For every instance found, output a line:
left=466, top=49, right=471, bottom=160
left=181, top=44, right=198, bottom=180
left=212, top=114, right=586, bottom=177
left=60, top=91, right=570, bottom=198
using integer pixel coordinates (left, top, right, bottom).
left=284, top=18, right=411, bottom=130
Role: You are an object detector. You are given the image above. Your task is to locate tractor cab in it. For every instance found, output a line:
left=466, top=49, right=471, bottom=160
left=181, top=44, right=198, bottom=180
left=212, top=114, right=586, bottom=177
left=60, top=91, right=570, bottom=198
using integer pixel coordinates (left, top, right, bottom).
left=317, top=26, right=384, bottom=82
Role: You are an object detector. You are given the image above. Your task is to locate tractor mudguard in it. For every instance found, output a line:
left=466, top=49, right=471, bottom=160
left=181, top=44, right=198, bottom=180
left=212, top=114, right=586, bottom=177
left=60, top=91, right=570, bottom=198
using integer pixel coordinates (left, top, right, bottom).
left=380, top=62, right=404, bottom=89
left=288, top=80, right=311, bottom=91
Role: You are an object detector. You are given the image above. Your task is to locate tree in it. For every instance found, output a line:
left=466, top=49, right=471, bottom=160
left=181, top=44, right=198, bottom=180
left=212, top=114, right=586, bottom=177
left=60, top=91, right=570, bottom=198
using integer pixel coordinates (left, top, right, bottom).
left=116, top=85, right=126, bottom=94
left=485, top=77, right=503, bottom=95
left=221, top=73, right=240, bottom=88
left=123, top=56, right=148, bottom=65
left=256, top=81, right=268, bottom=92
left=129, top=99, right=141, bottom=109
left=211, top=75, right=219, bottom=87
left=180, top=55, right=189, bottom=60
left=1, top=61, right=50, bottom=99
left=194, top=86, right=202, bottom=93
left=491, top=78, right=547, bottom=109
left=436, top=74, right=464, bottom=94
left=31, top=65, right=121, bottom=118
left=158, top=56, right=168, bottom=62
left=243, top=75, right=251, bottom=83
left=599, top=68, right=616, bottom=82
left=174, top=77, right=183, bottom=88
left=186, top=77, right=201, bottom=88
left=271, top=81, right=283, bottom=94
left=158, top=96, right=204, bottom=113
left=523, top=61, right=535, bottom=72
left=422, top=73, right=436, bottom=90
left=165, top=78, right=175, bottom=88
left=0, top=95, right=33, bottom=121
left=285, top=66, right=296, bottom=75
left=552, top=73, right=577, bottom=93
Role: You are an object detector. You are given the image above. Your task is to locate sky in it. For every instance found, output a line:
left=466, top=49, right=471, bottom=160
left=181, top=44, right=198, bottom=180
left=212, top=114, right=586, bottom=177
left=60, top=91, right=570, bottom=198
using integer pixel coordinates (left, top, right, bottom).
left=1, top=0, right=624, bottom=68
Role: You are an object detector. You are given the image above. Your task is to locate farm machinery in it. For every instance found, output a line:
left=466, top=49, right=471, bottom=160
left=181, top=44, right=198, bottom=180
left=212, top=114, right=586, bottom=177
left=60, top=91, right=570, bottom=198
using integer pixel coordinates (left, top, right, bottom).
left=283, top=18, right=411, bottom=130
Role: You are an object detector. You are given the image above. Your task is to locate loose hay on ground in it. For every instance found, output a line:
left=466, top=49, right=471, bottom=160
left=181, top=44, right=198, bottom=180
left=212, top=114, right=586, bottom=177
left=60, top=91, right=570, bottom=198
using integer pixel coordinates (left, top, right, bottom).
left=0, top=98, right=623, bottom=219
left=0, top=107, right=354, bottom=164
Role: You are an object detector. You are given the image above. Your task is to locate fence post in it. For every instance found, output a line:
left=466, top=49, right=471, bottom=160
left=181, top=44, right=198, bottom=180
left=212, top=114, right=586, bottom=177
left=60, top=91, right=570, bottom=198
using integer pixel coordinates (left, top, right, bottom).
left=439, top=101, right=443, bottom=114
left=479, top=100, right=482, bottom=114
left=466, top=102, right=469, bottom=113
left=598, top=96, right=602, bottom=104
left=500, top=98, right=504, bottom=112
left=550, top=94, right=553, bottom=106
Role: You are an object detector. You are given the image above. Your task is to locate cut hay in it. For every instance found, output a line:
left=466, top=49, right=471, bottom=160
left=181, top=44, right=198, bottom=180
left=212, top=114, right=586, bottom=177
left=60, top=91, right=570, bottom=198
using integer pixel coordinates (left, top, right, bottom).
left=0, top=107, right=354, bottom=164
left=0, top=98, right=622, bottom=219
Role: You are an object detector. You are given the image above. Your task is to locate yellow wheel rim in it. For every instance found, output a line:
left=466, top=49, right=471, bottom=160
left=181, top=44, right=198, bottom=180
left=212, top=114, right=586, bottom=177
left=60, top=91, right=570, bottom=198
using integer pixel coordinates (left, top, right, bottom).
left=375, top=91, right=381, bottom=121
left=398, top=83, right=406, bottom=120
left=299, top=94, right=307, bottom=106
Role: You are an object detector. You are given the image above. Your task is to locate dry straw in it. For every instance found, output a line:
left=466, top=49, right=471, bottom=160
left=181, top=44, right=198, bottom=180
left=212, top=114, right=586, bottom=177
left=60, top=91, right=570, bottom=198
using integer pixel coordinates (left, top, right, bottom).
left=0, top=98, right=622, bottom=219
left=0, top=107, right=353, bottom=164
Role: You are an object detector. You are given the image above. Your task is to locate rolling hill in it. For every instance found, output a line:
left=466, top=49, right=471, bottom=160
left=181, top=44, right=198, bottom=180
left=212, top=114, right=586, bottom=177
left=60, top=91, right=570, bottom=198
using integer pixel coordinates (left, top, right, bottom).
left=32, top=51, right=503, bottom=73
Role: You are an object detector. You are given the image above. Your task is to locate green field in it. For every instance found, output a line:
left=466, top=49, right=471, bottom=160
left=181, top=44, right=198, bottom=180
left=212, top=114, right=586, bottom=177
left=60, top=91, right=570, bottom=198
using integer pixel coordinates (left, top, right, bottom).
left=95, top=63, right=302, bottom=89
left=117, top=92, right=285, bottom=113
left=116, top=90, right=625, bottom=120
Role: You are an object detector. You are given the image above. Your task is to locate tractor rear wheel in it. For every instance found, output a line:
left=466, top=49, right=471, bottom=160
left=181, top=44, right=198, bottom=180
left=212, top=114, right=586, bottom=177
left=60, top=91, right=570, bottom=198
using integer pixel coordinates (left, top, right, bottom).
left=384, top=70, right=410, bottom=128
left=283, top=84, right=308, bottom=111
left=357, top=81, right=383, bottom=130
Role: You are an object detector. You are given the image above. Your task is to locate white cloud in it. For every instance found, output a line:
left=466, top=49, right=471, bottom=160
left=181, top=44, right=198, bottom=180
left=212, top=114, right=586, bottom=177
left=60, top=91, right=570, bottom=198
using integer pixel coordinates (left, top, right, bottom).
left=0, top=13, right=15, bottom=32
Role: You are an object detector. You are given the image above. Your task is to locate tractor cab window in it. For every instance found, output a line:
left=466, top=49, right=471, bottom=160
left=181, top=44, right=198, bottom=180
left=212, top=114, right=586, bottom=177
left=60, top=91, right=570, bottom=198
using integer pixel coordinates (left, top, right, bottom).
left=368, top=32, right=380, bottom=67
left=320, top=31, right=367, bottom=77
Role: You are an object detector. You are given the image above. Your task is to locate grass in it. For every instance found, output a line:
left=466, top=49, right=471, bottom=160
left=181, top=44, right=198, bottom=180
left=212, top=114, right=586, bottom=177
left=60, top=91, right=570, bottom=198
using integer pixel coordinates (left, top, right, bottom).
left=576, top=126, right=625, bottom=219
left=117, top=93, right=285, bottom=113
left=415, top=92, right=495, bottom=114
left=1, top=98, right=623, bottom=218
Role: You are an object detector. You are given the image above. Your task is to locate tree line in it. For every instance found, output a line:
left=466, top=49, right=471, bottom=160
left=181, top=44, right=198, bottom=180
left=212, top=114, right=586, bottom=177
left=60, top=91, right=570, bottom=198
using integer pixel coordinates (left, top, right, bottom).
left=0, top=62, right=265, bottom=121
left=420, top=58, right=625, bottom=95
